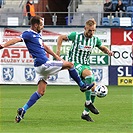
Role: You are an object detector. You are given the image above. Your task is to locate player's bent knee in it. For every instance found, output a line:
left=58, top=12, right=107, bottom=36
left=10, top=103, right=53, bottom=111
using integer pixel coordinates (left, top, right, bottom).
left=63, top=61, right=74, bottom=69
left=67, top=61, right=74, bottom=68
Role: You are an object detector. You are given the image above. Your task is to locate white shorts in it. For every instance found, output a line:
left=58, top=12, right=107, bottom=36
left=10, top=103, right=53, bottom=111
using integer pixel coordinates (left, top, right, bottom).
left=35, top=60, right=63, bottom=83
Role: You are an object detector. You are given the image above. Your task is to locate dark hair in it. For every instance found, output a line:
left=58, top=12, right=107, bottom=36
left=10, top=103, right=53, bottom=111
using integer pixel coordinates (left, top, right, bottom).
left=30, top=15, right=43, bottom=25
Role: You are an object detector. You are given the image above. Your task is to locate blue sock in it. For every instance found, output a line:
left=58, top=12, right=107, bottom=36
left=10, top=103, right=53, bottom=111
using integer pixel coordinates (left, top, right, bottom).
left=68, top=67, right=85, bottom=88
left=23, top=91, right=42, bottom=111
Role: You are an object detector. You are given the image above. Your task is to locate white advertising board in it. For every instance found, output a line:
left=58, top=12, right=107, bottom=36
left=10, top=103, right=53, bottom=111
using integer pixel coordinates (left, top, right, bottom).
left=111, top=45, right=132, bottom=66
left=0, top=27, right=110, bottom=85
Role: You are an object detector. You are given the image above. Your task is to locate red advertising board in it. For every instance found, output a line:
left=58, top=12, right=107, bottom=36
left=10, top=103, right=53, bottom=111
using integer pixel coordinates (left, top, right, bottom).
left=111, top=28, right=133, bottom=45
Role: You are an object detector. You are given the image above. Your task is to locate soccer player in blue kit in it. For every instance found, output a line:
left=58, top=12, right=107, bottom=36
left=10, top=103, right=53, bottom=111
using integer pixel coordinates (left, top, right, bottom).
left=0, top=16, right=95, bottom=123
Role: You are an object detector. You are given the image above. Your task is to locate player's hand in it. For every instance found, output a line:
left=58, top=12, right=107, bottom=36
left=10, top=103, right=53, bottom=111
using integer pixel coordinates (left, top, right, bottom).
left=107, top=50, right=114, bottom=56
left=0, top=45, right=3, bottom=49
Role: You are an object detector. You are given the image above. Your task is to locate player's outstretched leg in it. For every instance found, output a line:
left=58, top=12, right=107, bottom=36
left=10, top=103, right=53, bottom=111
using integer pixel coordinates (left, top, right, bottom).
left=68, top=67, right=94, bottom=92
left=15, top=108, right=26, bottom=123
left=15, top=91, right=42, bottom=123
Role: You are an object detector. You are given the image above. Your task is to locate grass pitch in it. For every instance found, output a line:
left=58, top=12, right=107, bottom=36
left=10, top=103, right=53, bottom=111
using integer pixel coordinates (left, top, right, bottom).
left=0, top=85, right=132, bottom=133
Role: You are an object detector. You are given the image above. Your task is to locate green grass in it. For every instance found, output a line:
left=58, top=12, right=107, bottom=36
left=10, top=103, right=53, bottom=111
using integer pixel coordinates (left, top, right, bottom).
left=0, top=85, right=132, bottom=133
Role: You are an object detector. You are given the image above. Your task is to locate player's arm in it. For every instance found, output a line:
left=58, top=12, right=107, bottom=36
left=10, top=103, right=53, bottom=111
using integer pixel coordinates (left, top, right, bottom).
left=99, top=45, right=114, bottom=56
left=43, top=43, right=63, bottom=61
left=56, top=35, right=68, bottom=56
left=0, top=38, right=22, bottom=49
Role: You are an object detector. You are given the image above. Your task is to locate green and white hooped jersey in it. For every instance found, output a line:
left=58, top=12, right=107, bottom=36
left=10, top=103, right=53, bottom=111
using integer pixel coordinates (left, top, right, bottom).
left=67, top=32, right=102, bottom=65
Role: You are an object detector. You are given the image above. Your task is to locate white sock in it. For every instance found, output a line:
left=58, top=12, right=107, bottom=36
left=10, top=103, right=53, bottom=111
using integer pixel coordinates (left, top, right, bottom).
left=83, top=110, right=89, bottom=115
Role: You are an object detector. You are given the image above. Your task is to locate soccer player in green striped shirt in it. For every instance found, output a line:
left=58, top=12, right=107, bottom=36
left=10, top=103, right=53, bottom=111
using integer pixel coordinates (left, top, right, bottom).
left=57, top=19, right=113, bottom=122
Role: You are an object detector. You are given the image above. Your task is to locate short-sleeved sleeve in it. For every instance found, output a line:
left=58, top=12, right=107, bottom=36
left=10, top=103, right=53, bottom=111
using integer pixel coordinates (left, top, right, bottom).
left=96, top=37, right=102, bottom=48
left=67, top=32, right=76, bottom=41
left=21, top=31, right=31, bottom=41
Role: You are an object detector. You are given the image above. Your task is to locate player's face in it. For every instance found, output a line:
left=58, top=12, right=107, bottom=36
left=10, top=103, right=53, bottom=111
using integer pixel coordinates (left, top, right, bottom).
left=84, top=24, right=96, bottom=38
left=36, top=19, right=44, bottom=33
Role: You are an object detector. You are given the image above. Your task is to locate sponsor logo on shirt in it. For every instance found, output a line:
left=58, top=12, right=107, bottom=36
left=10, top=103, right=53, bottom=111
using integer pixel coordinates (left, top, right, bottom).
left=78, top=45, right=92, bottom=51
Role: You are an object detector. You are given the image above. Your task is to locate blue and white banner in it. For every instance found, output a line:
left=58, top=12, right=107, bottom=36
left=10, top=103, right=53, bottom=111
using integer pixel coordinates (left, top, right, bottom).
left=0, top=65, right=109, bottom=85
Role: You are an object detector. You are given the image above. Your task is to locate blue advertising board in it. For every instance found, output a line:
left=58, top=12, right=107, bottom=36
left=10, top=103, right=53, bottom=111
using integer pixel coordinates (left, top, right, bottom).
left=109, top=66, right=132, bottom=85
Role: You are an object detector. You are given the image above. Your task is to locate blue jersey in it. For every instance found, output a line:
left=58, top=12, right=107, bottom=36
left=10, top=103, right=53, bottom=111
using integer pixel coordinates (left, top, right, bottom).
left=21, top=29, right=49, bottom=67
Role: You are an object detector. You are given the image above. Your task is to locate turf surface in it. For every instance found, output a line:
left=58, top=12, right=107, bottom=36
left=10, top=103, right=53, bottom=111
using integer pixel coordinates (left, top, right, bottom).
left=0, top=85, right=132, bottom=133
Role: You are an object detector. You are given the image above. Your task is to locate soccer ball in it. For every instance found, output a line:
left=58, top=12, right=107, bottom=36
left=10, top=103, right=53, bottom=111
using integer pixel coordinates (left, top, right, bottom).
left=94, top=85, right=108, bottom=98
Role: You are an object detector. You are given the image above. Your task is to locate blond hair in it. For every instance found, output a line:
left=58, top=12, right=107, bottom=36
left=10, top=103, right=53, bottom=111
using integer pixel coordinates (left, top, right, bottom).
left=86, top=18, right=96, bottom=26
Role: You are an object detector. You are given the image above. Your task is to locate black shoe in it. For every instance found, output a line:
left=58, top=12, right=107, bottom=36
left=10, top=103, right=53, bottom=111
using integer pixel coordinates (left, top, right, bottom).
left=85, top=102, right=99, bottom=114
left=80, top=83, right=94, bottom=92
left=81, top=113, right=94, bottom=122
left=15, top=108, right=26, bottom=123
